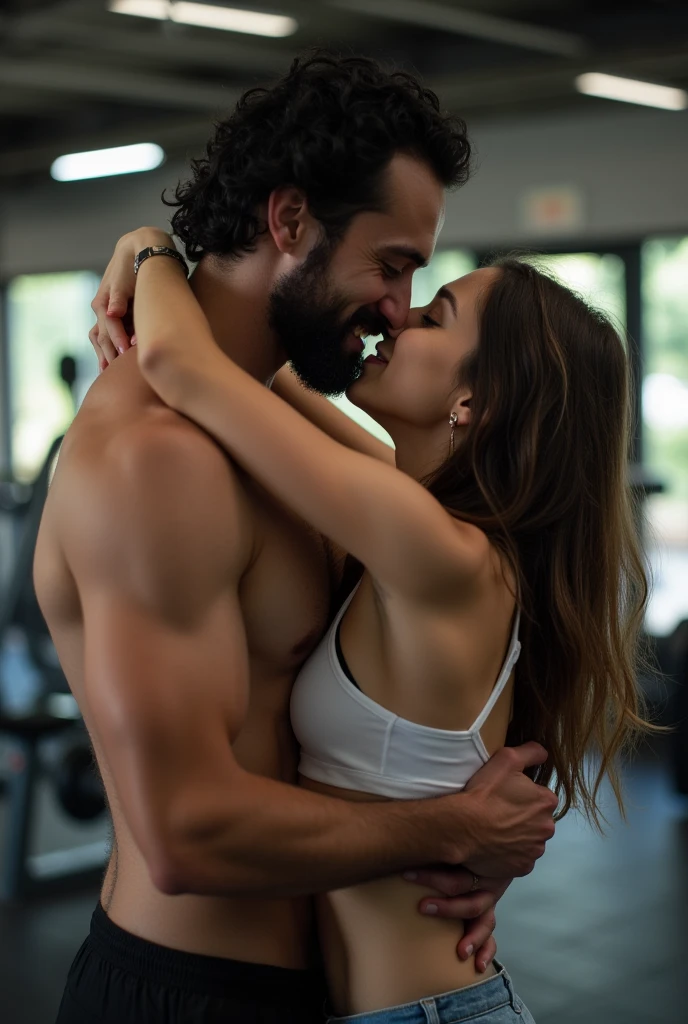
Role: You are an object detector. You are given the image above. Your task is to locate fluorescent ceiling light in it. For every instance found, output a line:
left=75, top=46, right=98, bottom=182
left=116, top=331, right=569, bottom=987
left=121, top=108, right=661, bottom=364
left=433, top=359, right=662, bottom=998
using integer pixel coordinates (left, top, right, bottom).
left=51, top=143, right=165, bottom=182
left=575, top=72, right=688, bottom=111
left=109, top=1, right=298, bottom=37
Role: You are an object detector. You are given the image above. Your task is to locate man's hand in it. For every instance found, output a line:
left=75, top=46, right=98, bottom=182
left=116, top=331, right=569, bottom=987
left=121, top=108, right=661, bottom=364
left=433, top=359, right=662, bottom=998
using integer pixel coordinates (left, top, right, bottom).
left=451, top=743, right=558, bottom=878
left=90, top=227, right=174, bottom=371
left=406, top=865, right=511, bottom=972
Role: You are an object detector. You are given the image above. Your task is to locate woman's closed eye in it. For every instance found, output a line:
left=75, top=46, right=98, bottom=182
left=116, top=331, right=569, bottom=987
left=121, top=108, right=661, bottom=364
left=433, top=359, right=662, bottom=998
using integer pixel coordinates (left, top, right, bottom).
left=421, top=312, right=441, bottom=328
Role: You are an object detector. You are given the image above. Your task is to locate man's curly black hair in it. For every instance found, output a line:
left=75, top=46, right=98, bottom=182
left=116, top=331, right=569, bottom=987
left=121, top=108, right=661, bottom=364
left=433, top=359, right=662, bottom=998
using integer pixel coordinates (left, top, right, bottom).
left=165, top=51, right=471, bottom=262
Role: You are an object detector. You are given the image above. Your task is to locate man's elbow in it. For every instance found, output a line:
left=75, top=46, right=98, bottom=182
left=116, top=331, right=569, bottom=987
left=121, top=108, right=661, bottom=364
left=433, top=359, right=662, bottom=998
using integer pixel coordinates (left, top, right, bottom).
left=148, top=850, right=188, bottom=896
left=143, top=807, right=245, bottom=898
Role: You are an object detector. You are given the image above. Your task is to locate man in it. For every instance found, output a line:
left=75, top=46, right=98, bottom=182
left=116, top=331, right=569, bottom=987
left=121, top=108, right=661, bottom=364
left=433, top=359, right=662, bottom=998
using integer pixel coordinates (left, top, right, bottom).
left=37, top=54, right=556, bottom=1024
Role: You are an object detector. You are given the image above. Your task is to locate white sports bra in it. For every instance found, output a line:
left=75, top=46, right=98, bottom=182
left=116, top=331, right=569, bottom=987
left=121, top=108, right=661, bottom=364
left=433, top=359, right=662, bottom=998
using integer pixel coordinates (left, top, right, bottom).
left=290, top=583, right=522, bottom=799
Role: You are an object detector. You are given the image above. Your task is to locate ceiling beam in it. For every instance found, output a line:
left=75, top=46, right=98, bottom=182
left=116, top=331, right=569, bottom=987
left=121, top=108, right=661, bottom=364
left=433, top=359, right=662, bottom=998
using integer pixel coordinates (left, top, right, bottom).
left=327, top=0, right=587, bottom=57
left=1, top=10, right=286, bottom=76
left=0, top=58, right=239, bottom=112
left=428, top=44, right=688, bottom=110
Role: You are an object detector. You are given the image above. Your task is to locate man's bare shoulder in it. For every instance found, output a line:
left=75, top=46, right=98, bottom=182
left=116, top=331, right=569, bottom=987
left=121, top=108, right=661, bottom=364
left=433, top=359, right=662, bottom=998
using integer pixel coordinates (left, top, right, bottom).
left=53, top=410, right=254, bottom=610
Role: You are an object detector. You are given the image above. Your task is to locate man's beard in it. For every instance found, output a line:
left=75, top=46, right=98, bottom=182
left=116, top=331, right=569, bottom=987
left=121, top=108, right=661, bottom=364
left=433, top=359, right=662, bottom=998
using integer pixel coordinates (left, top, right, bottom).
left=268, top=239, right=384, bottom=396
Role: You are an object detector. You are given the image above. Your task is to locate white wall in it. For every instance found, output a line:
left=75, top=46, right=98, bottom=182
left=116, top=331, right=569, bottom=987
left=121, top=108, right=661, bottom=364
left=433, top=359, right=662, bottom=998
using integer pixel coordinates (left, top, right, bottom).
left=442, top=104, right=688, bottom=250
left=1, top=102, right=687, bottom=280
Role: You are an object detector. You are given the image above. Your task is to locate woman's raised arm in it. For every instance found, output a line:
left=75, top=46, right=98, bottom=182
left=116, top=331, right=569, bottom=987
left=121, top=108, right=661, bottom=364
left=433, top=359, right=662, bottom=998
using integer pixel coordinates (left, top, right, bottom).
left=131, top=230, right=484, bottom=605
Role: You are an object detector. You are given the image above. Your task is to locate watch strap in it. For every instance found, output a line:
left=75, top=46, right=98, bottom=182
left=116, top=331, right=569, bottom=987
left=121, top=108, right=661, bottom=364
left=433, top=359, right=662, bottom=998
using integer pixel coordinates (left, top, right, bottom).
left=134, top=245, right=188, bottom=277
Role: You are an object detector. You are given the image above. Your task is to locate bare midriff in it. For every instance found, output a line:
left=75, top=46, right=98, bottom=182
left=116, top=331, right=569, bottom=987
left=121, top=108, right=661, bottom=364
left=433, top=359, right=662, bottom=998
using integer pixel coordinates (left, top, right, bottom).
left=300, top=776, right=496, bottom=1016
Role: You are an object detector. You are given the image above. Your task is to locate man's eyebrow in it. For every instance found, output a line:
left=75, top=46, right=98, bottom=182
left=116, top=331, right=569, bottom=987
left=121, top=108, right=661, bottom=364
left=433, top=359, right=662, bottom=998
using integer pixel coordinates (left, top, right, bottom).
left=438, top=286, right=457, bottom=317
left=380, top=245, right=429, bottom=269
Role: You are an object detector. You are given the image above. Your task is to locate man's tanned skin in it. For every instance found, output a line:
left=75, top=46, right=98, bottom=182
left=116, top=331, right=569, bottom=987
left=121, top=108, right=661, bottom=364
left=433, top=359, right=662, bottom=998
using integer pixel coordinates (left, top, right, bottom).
left=37, top=59, right=557, bottom=995
left=36, top=189, right=555, bottom=976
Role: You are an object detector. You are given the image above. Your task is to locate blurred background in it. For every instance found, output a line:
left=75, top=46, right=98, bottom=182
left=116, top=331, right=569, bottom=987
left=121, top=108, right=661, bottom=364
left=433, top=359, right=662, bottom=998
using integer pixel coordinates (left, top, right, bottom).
left=0, top=2, right=686, bottom=1022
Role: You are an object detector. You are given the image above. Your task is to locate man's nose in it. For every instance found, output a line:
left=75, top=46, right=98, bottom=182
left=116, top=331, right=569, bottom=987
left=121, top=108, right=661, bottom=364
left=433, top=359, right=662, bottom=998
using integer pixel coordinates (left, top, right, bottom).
left=377, top=281, right=413, bottom=335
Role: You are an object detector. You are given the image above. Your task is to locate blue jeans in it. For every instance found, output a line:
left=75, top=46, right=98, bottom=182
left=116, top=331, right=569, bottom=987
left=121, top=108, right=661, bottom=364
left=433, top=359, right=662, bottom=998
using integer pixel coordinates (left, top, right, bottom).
left=326, top=962, right=535, bottom=1024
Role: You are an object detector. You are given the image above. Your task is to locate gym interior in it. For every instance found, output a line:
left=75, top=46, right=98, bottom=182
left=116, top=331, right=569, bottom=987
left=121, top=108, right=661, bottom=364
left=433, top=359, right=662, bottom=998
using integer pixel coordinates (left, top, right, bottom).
left=0, top=2, right=687, bottom=1022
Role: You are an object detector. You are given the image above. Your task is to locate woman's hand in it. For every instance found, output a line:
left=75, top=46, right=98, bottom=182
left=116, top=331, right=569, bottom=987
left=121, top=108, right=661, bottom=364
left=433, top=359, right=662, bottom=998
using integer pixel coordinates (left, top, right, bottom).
left=90, top=227, right=176, bottom=371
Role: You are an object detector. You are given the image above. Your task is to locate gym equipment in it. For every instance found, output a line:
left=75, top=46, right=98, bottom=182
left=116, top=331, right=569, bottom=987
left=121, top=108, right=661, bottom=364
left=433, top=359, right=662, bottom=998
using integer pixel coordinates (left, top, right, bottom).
left=0, top=435, right=108, bottom=901
left=0, top=703, right=107, bottom=901
left=55, top=740, right=107, bottom=822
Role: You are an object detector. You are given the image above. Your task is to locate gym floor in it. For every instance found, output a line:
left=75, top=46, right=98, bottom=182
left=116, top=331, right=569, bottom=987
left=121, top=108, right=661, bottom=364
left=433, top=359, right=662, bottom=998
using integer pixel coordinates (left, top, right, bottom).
left=0, top=735, right=684, bottom=1024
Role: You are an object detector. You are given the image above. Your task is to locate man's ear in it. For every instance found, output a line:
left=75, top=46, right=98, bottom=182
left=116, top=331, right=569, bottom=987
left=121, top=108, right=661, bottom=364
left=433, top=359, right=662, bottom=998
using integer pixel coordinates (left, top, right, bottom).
left=452, top=391, right=472, bottom=427
left=267, top=186, right=315, bottom=255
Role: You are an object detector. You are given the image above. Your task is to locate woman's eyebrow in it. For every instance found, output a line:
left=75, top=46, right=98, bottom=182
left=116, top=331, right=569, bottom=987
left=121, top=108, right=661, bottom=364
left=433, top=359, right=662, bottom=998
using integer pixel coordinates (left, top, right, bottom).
left=437, top=286, right=457, bottom=317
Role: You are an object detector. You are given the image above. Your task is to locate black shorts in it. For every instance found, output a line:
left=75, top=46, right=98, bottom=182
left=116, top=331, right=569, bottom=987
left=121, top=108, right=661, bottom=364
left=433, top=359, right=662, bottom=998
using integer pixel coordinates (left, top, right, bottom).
left=55, top=903, right=328, bottom=1023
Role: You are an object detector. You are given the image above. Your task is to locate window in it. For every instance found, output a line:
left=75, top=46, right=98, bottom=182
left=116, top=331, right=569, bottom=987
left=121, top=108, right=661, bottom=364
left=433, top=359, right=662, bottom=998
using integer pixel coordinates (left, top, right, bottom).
left=641, top=237, right=688, bottom=635
left=7, top=272, right=99, bottom=481
left=520, top=251, right=627, bottom=328
left=411, top=249, right=477, bottom=307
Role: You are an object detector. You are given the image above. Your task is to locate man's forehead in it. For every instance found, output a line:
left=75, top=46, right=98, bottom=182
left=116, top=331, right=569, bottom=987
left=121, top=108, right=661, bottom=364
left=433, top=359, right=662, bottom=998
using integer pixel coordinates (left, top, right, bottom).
left=383, top=156, right=445, bottom=252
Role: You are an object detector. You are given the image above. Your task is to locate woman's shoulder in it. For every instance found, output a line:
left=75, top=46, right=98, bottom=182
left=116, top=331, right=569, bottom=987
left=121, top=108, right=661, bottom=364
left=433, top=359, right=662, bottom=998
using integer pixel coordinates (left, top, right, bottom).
left=443, top=516, right=495, bottom=581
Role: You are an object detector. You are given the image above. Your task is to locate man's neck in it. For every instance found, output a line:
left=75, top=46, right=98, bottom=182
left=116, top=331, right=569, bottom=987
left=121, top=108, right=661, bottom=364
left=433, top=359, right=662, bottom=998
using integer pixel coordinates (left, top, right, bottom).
left=190, top=254, right=286, bottom=384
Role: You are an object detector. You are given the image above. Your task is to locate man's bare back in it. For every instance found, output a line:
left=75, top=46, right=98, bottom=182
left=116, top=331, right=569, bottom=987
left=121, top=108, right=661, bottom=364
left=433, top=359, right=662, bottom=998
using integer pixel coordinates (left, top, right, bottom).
left=35, top=350, right=335, bottom=968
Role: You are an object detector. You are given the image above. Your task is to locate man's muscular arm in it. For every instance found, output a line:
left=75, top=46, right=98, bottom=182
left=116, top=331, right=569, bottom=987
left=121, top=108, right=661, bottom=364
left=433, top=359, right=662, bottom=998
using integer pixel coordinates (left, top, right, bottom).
left=64, top=425, right=555, bottom=899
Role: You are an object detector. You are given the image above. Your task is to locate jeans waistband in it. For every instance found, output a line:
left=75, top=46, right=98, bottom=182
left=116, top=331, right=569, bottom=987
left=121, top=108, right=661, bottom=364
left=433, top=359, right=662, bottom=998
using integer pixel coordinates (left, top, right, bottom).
left=328, top=961, right=525, bottom=1023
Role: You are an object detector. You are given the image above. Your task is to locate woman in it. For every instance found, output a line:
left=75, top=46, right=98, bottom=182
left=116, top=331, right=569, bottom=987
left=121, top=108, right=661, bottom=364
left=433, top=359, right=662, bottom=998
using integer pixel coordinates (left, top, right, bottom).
left=103, top=229, right=652, bottom=1024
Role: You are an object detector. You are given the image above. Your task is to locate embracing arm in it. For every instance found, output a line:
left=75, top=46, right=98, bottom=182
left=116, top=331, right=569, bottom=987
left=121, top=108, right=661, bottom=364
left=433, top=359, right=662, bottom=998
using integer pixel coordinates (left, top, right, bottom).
left=132, top=238, right=485, bottom=605
left=271, top=365, right=395, bottom=465
left=63, top=426, right=487, bottom=898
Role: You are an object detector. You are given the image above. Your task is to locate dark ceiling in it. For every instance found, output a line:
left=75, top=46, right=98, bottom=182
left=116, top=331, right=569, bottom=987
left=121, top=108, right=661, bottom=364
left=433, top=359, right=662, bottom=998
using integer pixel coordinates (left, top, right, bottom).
left=0, top=0, right=687, bottom=180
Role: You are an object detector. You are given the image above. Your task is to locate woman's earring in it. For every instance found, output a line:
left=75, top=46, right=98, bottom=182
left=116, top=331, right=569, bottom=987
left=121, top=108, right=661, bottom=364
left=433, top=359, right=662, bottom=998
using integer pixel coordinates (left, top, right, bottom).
left=449, top=411, right=458, bottom=456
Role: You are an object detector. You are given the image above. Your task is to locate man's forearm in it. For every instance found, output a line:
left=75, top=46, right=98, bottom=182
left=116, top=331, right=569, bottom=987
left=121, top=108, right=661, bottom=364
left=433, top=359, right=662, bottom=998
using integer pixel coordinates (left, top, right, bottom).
left=156, top=769, right=474, bottom=898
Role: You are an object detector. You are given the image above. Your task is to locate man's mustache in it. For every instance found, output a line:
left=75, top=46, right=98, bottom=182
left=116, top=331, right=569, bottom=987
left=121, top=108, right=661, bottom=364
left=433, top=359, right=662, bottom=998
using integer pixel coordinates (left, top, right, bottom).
left=347, top=308, right=390, bottom=338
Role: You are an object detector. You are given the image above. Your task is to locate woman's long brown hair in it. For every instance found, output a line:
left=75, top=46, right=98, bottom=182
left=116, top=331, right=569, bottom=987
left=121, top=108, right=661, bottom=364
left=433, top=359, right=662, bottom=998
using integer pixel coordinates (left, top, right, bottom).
left=425, top=257, right=657, bottom=827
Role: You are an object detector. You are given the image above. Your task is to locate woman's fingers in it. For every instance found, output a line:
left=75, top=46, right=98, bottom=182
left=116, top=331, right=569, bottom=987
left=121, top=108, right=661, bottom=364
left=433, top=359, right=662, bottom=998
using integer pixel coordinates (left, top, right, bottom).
left=106, top=290, right=129, bottom=319
left=89, top=325, right=113, bottom=372
left=105, top=309, right=132, bottom=355
left=93, top=314, right=119, bottom=366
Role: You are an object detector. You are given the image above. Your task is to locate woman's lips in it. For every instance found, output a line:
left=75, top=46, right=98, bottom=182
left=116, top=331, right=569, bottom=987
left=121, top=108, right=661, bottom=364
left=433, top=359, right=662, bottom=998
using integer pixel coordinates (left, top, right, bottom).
left=364, top=354, right=387, bottom=365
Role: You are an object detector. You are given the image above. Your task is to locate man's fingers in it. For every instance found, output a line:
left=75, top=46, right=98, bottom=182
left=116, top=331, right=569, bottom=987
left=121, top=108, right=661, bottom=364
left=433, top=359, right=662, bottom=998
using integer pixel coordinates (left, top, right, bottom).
left=456, top=908, right=496, bottom=964
left=419, top=890, right=497, bottom=919
left=472, top=935, right=497, bottom=973
left=403, top=866, right=473, bottom=897
left=508, top=741, right=549, bottom=771
left=476, top=935, right=497, bottom=973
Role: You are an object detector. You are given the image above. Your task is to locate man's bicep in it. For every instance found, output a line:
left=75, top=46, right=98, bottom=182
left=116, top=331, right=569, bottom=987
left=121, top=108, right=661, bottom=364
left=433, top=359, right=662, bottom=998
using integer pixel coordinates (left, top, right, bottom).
left=66, top=433, right=252, bottom=864
left=81, top=583, right=250, bottom=869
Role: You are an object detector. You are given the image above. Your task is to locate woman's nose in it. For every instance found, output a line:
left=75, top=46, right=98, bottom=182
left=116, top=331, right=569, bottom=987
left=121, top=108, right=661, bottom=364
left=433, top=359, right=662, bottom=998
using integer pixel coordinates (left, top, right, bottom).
left=388, top=307, right=422, bottom=338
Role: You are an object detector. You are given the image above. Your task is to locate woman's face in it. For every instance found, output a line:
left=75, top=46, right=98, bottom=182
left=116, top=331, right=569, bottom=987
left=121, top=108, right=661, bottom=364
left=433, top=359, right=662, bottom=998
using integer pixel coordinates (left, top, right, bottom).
left=347, top=268, right=499, bottom=431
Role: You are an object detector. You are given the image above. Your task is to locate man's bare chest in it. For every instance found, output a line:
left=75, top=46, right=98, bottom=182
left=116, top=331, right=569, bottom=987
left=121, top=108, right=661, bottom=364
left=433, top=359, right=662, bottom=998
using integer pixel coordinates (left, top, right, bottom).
left=239, top=483, right=335, bottom=678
